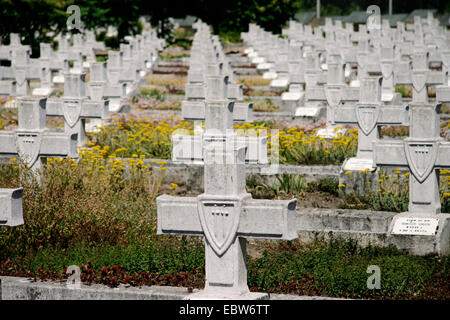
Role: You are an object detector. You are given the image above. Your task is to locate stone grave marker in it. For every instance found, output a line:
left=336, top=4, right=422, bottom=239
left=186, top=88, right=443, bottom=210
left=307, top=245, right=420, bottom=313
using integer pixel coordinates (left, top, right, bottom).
left=332, top=77, right=410, bottom=171
left=45, top=73, right=110, bottom=147
left=175, top=75, right=266, bottom=164
left=0, top=97, right=78, bottom=171
left=157, top=78, right=297, bottom=299
left=373, top=103, right=450, bottom=255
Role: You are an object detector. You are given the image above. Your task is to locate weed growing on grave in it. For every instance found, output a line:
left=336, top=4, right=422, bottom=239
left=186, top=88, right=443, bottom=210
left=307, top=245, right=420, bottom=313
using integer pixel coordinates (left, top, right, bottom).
left=0, top=105, right=18, bottom=129
left=0, top=160, right=449, bottom=298
left=273, top=126, right=358, bottom=165
left=238, top=77, right=271, bottom=87
left=89, top=116, right=192, bottom=159
left=246, top=98, right=280, bottom=112
left=340, top=169, right=450, bottom=213
left=139, top=87, right=166, bottom=101
left=146, top=75, right=187, bottom=87
left=90, top=117, right=357, bottom=165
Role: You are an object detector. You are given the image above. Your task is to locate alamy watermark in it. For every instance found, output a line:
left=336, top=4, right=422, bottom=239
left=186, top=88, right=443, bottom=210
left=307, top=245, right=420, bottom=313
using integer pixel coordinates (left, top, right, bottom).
left=67, top=5, right=83, bottom=32
left=366, top=5, right=381, bottom=31
left=66, top=265, right=81, bottom=289
left=366, top=265, right=381, bottom=289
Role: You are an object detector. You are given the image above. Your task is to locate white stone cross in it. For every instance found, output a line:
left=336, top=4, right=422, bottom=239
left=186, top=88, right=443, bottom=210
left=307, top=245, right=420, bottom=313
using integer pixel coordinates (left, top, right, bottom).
left=373, top=104, right=450, bottom=254
left=45, top=73, right=110, bottom=147
left=1, top=48, right=41, bottom=96
left=332, top=77, right=410, bottom=171
left=174, top=76, right=267, bottom=164
left=158, top=78, right=297, bottom=299
left=395, top=49, right=445, bottom=103
left=0, top=97, right=78, bottom=171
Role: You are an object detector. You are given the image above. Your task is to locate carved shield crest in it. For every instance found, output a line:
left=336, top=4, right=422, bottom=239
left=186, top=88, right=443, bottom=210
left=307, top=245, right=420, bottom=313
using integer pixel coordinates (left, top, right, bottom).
left=198, top=200, right=241, bottom=256
left=380, top=62, right=393, bottom=79
left=356, top=104, right=380, bottom=135
left=63, top=101, right=82, bottom=128
left=411, top=72, right=427, bottom=94
left=325, top=86, right=342, bottom=107
left=14, top=67, right=26, bottom=86
left=404, top=139, right=439, bottom=183
left=15, top=132, right=42, bottom=168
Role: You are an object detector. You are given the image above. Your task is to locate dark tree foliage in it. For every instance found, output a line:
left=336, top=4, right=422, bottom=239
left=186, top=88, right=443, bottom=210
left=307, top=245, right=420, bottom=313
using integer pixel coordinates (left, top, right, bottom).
left=0, top=0, right=449, bottom=53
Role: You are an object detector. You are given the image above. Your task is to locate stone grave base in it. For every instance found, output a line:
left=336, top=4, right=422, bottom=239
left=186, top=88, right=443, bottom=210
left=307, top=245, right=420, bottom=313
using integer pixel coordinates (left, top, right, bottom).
left=387, top=212, right=450, bottom=256
left=295, top=208, right=450, bottom=256
left=185, top=291, right=269, bottom=300
left=0, top=276, right=341, bottom=300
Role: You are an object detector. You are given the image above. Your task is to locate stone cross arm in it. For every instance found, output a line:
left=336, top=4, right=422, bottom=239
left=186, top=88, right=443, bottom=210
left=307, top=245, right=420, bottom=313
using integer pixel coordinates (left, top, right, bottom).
left=0, top=131, right=78, bottom=161
left=157, top=195, right=297, bottom=240
left=333, top=104, right=409, bottom=127
left=46, top=98, right=110, bottom=120
left=0, top=188, right=23, bottom=227
left=374, top=140, right=450, bottom=169
left=182, top=101, right=253, bottom=123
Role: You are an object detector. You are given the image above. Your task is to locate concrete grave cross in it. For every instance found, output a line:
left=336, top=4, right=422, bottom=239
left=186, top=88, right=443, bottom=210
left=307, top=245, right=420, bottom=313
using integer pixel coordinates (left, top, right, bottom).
left=176, top=75, right=266, bottom=164
left=158, top=85, right=297, bottom=299
left=182, top=73, right=252, bottom=123
left=373, top=104, right=450, bottom=254
left=45, top=73, right=110, bottom=147
left=322, top=53, right=346, bottom=127
left=0, top=97, right=78, bottom=171
left=107, top=51, right=123, bottom=85
left=87, top=62, right=107, bottom=101
left=280, top=43, right=306, bottom=113
left=436, top=71, right=450, bottom=103
left=0, top=188, right=24, bottom=227
left=396, top=49, right=445, bottom=103
left=379, top=43, right=400, bottom=103
left=411, top=50, right=430, bottom=103
left=356, top=39, right=370, bottom=84
left=332, top=77, right=410, bottom=171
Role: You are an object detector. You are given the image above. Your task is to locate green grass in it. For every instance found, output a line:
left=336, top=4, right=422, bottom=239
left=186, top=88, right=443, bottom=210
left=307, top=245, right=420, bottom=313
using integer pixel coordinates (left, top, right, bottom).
left=0, top=159, right=448, bottom=299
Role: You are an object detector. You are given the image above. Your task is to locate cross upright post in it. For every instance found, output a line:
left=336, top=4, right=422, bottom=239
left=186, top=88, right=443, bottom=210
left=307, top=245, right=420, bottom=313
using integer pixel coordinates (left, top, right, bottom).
left=373, top=104, right=450, bottom=255
left=317, top=52, right=351, bottom=138
left=157, top=75, right=297, bottom=299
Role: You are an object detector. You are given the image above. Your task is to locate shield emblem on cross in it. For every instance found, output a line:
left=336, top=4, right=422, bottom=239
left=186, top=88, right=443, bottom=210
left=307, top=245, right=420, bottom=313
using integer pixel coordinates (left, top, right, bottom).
left=15, top=132, right=42, bottom=168
left=411, top=72, right=427, bottom=94
left=356, top=104, right=380, bottom=135
left=14, top=67, right=27, bottom=86
left=198, top=199, right=241, bottom=257
left=404, top=139, right=439, bottom=183
left=63, top=101, right=82, bottom=128
left=325, top=86, right=342, bottom=107
left=380, top=62, right=393, bottom=79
